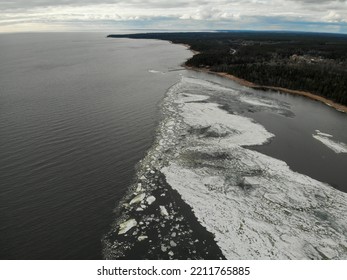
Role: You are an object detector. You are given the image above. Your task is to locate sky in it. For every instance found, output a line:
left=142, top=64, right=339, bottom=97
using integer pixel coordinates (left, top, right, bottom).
left=1, top=0, right=347, bottom=33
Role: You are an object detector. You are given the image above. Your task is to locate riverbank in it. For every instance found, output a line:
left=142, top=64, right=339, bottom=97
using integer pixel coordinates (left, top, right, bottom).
left=184, top=66, right=347, bottom=114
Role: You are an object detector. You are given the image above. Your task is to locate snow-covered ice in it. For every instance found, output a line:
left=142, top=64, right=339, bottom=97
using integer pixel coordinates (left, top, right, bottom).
left=179, top=93, right=274, bottom=146
left=239, top=95, right=280, bottom=108
left=105, top=76, right=347, bottom=260
left=118, top=219, right=137, bottom=235
left=130, top=193, right=145, bottom=205
left=163, top=151, right=347, bottom=259
left=160, top=205, right=169, bottom=216
left=313, top=130, right=347, bottom=154
left=138, top=235, right=148, bottom=241
left=159, top=77, right=347, bottom=259
left=148, top=69, right=165, bottom=74
left=146, top=196, right=156, bottom=205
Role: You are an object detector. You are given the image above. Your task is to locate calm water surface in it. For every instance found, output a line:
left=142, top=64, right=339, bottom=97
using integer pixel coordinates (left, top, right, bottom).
left=0, top=33, right=190, bottom=259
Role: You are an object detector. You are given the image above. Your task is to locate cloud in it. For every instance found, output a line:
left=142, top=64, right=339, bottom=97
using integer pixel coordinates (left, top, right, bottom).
left=1, top=0, right=347, bottom=33
left=323, top=10, right=346, bottom=22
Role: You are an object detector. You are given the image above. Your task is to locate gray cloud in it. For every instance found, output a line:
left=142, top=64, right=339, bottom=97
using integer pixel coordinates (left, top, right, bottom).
left=291, top=0, right=346, bottom=3
left=1, top=0, right=346, bottom=33
left=1, top=0, right=212, bottom=10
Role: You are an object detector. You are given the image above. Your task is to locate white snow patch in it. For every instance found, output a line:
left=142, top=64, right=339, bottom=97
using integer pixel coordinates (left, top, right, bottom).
left=162, top=149, right=347, bottom=259
left=180, top=93, right=274, bottom=146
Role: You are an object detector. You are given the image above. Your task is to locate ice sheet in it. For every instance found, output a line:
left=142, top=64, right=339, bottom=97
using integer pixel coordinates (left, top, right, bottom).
left=159, top=78, right=347, bottom=259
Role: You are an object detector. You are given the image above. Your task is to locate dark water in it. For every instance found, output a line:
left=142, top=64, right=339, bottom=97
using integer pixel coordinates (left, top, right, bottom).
left=0, top=33, right=190, bottom=259
left=249, top=94, right=347, bottom=191
left=187, top=71, right=347, bottom=192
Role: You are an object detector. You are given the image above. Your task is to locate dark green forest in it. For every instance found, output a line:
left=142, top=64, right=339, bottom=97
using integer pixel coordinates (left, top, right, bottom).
left=108, top=32, right=347, bottom=106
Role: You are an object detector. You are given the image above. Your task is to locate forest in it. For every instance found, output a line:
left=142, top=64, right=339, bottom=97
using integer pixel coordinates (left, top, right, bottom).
left=108, top=32, right=347, bottom=106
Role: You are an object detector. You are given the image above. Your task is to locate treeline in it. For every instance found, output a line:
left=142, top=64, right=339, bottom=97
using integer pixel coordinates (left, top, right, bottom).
left=218, top=64, right=347, bottom=105
left=108, top=32, right=347, bottom=106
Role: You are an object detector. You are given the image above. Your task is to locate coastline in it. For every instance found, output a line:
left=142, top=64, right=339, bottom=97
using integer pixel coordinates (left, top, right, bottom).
left=182, top=61, right=347, bottom=114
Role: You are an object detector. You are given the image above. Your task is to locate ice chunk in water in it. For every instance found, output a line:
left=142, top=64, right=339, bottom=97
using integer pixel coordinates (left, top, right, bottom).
left=146, top=196, right=156, bottom=205
left=118, top=219, right=137, bottom=235
left=130, top=193, right=145, bottom=205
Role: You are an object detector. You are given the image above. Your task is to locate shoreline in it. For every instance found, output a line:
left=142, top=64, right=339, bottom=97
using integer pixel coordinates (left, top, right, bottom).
left=102, top=81, right=225, bottom=260
left=180, top=56, right=347, bottom=114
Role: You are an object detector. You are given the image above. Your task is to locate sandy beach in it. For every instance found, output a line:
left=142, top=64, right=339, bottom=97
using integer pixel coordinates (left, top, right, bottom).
left=185, top=66, right=347, bottom=114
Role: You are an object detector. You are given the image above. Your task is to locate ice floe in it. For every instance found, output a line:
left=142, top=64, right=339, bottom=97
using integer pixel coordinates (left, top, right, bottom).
left=118, top=219, right=137, bottom=235
left=146, top=196, right=156, bottom=205
left=138, top=236, right=148, bottom=241
left=179, top=93, right=274, bottom=146
left=159, top=205, right=169, bottom=216
left=148, top=69, right=165, bottom=74
left=313, top=130, right=347, bottom=154
left=239, top=95, right=281, bottom=108
left=129, top=193, right=145, bottom=205
left=163, top=150, right=347, bottom=259
left=136, top=183, right=142, bottom=192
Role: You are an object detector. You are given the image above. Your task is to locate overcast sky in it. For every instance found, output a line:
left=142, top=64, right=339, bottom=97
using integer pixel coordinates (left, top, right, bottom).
left=1, top=0, right=347, bottom=33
